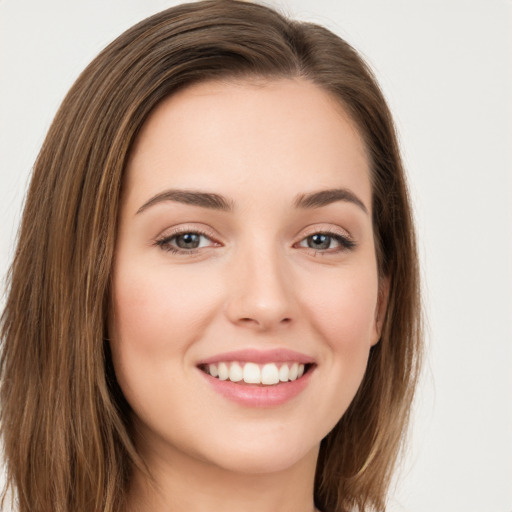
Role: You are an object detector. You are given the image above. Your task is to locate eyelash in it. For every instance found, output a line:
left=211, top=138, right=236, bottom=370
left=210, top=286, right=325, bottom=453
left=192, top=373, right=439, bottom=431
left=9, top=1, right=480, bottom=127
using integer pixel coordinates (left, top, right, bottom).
left=154, top=229, right=356, bottom=255
left=296, top=231, right=356, bottom=253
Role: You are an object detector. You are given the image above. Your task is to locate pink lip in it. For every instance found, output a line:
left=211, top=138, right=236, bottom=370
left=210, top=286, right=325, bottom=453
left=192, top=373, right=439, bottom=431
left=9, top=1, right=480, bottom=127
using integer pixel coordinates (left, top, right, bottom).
left=197, top=348, right=315, bottom=366
left=199, top=368, right=314, bottom=407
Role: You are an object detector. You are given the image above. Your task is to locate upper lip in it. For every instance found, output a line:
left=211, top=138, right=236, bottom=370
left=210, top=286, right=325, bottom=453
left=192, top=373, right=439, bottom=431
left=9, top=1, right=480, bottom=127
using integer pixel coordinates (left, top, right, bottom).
left=197, top=348, right=316, bottom=366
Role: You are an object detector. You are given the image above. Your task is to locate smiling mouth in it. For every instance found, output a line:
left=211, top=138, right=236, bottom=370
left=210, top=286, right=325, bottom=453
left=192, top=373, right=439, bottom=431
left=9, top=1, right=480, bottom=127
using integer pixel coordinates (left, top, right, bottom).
left=198, top=361, right=314, bottom=386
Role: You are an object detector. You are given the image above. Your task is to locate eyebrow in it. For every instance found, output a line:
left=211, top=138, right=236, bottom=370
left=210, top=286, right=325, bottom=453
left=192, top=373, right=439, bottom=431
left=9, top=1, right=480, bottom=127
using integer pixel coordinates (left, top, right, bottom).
left=136, top=187, right=368, bottom=215
left=136, top=189, right=233, bottom=214
left=294, top=188, right=368, bottom=214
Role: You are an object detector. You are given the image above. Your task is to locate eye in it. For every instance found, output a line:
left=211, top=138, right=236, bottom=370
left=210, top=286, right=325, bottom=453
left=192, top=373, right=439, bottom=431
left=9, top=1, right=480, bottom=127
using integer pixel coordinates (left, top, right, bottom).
left=173, top=232, right=207, bottom=249
left=155, top=230, right=218, bottom=254
left=297, top=232, right=355, bottom=252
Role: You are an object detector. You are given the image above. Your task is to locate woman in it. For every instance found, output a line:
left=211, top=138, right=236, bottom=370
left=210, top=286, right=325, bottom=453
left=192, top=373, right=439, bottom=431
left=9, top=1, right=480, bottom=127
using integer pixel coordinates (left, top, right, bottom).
left=0, top=1, right=422, bottom=511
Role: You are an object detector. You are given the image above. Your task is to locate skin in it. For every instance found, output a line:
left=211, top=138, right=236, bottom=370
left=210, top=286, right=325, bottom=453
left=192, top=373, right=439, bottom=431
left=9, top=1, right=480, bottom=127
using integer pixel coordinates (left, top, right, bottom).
left=110, top=78, right=387, bottom=512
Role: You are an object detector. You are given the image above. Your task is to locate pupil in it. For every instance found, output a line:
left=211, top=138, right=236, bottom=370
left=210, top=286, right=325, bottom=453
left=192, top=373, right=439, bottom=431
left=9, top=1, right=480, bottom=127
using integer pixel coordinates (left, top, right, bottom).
left=308, top=234, right=330, bottom=250
left=177, top=233, right=200, bottom=249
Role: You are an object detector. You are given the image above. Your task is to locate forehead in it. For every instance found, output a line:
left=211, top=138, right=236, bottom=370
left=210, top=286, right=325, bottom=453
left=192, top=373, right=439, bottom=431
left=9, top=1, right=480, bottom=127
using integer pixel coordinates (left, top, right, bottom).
left=124, top=78, right=371, bottom=210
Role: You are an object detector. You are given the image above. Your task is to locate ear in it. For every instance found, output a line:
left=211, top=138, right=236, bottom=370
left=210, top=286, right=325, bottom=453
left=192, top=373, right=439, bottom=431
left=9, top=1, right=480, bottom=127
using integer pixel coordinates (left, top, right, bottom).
left=371, top=275, right=390, bottom=346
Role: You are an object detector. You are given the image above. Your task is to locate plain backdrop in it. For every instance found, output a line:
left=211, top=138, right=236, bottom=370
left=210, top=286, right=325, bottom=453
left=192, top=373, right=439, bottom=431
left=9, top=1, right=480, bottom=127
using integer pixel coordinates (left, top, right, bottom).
left=1, top=1, right=511, bottom=511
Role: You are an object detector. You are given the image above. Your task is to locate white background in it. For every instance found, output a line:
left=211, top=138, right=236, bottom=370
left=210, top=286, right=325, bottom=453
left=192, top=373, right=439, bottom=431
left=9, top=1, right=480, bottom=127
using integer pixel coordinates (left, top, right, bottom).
left=1, top=1, right=511, bottom=511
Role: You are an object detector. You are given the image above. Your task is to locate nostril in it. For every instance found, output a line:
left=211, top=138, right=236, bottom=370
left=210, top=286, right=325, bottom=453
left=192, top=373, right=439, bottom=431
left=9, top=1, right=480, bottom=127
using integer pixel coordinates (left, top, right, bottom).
left=238, top=316, right=292, bottom=328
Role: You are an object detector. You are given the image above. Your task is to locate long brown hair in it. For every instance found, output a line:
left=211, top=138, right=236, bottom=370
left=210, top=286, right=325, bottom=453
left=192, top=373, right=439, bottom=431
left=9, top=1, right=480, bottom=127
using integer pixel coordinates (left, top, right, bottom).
left=0, top=1, right=422, bottom=511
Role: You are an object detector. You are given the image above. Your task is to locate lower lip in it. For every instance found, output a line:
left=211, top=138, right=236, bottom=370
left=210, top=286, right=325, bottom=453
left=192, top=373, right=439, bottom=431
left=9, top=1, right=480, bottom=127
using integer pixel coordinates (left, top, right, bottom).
left=199, top=368, right=313, bottom=407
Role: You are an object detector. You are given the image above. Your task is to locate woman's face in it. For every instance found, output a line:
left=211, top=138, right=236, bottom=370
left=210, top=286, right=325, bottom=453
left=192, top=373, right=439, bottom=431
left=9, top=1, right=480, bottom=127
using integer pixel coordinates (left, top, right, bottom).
left=110, top=78, right=385, bottom=475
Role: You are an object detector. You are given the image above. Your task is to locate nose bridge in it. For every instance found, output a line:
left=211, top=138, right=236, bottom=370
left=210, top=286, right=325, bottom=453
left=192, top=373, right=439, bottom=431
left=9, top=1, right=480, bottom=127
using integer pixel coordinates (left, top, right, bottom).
left=225, top=233, right=294, bottom=329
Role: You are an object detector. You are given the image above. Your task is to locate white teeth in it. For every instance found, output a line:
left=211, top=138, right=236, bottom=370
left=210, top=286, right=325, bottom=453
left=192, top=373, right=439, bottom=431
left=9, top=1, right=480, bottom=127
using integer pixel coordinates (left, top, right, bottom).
left=261, top=363, right=279, bottom=385
left=229, top=362, right=243, bottom=382
left=243, top=362, right=261, bottom=384
left=204, top=361, right=309, bottom=385
left=209, top=363, right=219, bottom=378
left=218, top=362, right=229, bottom=381
left=289, top=362, right=299, bottom=381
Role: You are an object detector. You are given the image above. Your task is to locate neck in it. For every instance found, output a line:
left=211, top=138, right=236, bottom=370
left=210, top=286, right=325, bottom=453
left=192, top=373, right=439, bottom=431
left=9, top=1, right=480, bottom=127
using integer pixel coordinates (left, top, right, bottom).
left=126, top=440, right=320, bottom=512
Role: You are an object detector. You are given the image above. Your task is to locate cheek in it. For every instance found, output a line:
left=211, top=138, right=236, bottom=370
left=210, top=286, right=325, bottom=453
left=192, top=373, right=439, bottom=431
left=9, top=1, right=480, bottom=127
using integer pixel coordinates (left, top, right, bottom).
left=298, top=267, right=379, bottom=428
left=110, top=264, right=219, bottom=353
left=107, top=263, right=223, bottom=411
left=303, top=267, right=379, bottom=350
left=108, top=263, right=223, bottom=424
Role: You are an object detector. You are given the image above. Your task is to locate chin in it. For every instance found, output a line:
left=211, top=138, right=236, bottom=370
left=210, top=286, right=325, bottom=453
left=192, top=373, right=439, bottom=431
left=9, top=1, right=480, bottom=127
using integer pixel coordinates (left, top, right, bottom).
left=184, top=420, right=323, bottom=476
left=206, top=441, right=319, bottom=476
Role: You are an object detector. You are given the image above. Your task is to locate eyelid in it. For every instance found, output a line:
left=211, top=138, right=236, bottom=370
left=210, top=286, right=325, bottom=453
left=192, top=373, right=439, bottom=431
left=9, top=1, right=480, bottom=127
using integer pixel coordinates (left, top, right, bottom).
left=298, top=224, right=354, bottom=242
left=155, top=223, right=219, bottom=241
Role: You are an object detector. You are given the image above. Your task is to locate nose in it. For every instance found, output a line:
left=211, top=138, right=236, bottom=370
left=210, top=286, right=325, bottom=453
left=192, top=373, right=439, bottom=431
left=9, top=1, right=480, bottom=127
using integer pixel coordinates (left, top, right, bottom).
left=224, top=244, right=296, bottom=331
